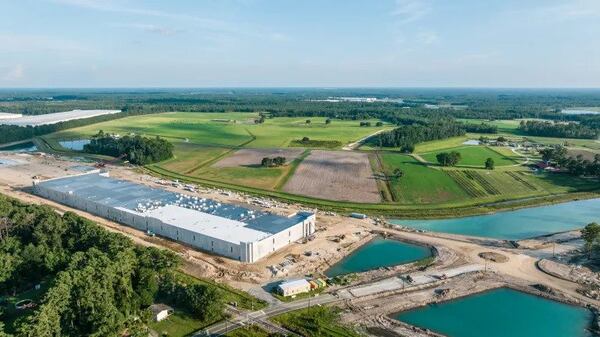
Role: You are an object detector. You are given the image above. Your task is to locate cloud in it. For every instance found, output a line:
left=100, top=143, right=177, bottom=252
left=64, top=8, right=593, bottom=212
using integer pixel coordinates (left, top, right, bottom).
left=2, top=64, right=24, bottom=81
left=114, top=23, right=183, bottom=36
left=537, top=0, right=600, bottom=21
left=51, top=0, right=238, bottom=34
left=391, top=0, right=431, bottom=24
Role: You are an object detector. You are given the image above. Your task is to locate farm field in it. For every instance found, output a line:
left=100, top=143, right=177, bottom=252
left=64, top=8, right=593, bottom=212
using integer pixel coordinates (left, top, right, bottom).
left=48, top=112, right=391, bottom=149
left=567, top=148, right=600, bottom=161
left=212, top=148, right=304, bottom=168
left=420, top=146, right=517, bottom=167
left=379, top=154, right=468, bottom=204
left=283, top=150, right=381, bottom=203
left=37, top=112, right=600, bottom=213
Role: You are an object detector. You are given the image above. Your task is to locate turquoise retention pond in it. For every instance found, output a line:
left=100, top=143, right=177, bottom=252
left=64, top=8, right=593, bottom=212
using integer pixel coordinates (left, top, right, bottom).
left=394, top=288, right=594, bottom=337
left=325, top=237, right=431, bottom=277
left=392, top=198, right=600, bottom=240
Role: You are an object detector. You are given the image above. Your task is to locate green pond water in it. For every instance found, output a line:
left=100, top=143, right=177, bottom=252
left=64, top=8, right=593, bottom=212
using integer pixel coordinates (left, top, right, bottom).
left=0, top=142, right=37, bottom=152
left=325, top=237, right=431, bottom=277
left=394, top=288, right=594, bottom=337
left=392, top=198, right=600, bottom=240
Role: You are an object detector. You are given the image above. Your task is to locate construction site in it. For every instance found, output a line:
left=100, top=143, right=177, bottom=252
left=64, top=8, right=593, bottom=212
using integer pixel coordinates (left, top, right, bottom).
left=1, top=149, right=599, bottom=337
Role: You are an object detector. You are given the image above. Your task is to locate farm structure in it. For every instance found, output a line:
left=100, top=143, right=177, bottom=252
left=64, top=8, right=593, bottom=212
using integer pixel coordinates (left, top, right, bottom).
left=33, top=171, right=316, bottom=263
left=1, top=109, right=121, bottom=126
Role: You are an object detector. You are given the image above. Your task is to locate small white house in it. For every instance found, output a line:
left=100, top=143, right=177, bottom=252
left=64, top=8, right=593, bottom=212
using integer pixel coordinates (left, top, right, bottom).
left=149, top=304, right=174, bottom=322
left=277, top=279, right=311, bottom=297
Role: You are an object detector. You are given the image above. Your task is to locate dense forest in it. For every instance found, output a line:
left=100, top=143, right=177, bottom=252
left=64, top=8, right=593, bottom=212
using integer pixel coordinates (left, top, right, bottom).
left=518, top=120, right=599, bottom=139
left=0, top=195, right=227, bottom=337
left=367, top=121, right=466, bottom=150
left=464, top=123, right=498, bottom=134
left=83, top=131, right=174, bottom=165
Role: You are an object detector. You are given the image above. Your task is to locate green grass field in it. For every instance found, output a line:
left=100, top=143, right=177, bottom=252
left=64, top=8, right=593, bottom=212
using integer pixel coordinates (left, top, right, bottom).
left=380, top=154, right=469, bottom=204
left=420, top=145, right=517, bottom=167
left=149, top=311, right=207, bottom=337
left=271, top=307, right=362, bottom=337
left=49, top=112, right=391, bottom=149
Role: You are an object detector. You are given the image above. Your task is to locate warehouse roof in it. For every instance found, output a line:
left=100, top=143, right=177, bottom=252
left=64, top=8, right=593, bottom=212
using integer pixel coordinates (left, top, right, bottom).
left=36, top=172, right=312, bottom=244
left=143, top=205, right=272, bottom=244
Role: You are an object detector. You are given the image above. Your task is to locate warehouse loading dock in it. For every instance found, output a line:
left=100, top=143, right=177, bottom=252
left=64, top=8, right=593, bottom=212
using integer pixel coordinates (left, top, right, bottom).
left=33, top=171, right=315, bottom=262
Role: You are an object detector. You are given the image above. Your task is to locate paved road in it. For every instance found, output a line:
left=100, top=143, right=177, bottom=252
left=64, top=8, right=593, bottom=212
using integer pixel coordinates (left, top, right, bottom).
left=193, top=294, right=339, bottom=336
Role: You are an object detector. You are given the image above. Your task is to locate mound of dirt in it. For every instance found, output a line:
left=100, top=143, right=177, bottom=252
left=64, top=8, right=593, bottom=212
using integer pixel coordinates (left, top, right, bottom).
left=478, top=251, right=508, bottom=263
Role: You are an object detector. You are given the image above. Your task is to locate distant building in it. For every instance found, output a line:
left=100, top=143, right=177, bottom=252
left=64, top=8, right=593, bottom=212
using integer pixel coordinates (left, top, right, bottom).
left=350, top=213, right=368, bottom=219
left=277, top=279, right=311, bottom=297
left=33, top=171, right=316, bottom=263
left=149, top=304, right=173, bottom=322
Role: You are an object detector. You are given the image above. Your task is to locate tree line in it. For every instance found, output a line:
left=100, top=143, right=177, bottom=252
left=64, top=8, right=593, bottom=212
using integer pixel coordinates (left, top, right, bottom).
left=367, top=121, right=466, bottom=152
left=540, top=145, right=600, bottom=177
left=83, top=131, right=174, bottom=165
left=464, top=123, right=498, bottom=134
left=518, top=120, right=599, bottom=139
left=0, top=194, right=231, bottom=337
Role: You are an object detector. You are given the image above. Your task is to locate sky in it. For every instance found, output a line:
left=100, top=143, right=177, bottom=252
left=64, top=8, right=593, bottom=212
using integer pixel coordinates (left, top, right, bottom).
left=1, top=0, right=600, bottom=88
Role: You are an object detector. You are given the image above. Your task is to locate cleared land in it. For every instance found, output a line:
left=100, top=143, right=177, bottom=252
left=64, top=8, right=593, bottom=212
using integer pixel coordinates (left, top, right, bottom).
left=213, top=148, right=304, bottom=168
left=283, top=150, right=381, bottom=203
left=421, top=146, right=517, bottom=167
left=567, top=148, right=600, bottom=161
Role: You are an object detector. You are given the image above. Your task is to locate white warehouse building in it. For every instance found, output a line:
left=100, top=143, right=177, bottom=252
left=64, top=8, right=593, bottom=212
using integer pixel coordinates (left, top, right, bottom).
left=33, top=171, right=315, bottom=263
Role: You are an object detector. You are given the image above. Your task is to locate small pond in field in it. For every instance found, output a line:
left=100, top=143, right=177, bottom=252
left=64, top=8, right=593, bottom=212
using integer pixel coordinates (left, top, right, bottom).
left=324, top=237, right=431, bottom=277
left=391, top=198, right=600, bottom=240
left=394, top=288, right=594, bottom=337
left=59, top=139, right=90, bottom=151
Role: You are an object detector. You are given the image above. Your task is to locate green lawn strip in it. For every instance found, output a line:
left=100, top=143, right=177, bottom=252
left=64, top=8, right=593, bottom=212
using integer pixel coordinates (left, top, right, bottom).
left=274, top=149, right=311, bottom=190
left=369, top=152, right=395, bottom=202
left=185, top=128, right=257, bottom=175
left=271, top=306, right=362, bottom=337
left=149, top=311, right=209, bottom=337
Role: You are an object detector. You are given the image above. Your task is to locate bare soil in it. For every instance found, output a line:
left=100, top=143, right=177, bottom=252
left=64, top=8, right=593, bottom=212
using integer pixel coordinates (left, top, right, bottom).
left=212, top=148, right=304, bottom=168
left=283, top=150, right=381, bottom=203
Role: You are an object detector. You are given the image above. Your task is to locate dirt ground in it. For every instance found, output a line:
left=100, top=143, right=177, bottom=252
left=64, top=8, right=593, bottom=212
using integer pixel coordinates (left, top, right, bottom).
left=0, top=151, right=377, bottom=290
left=212, top=148, right=304, bottom=168
left=283, top=150, right=381, bottom=203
